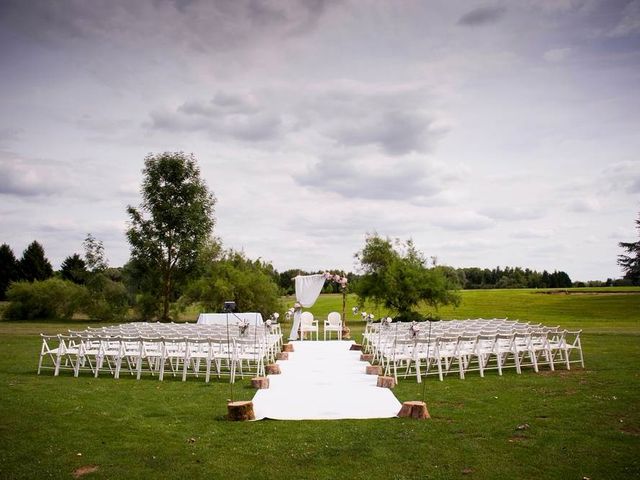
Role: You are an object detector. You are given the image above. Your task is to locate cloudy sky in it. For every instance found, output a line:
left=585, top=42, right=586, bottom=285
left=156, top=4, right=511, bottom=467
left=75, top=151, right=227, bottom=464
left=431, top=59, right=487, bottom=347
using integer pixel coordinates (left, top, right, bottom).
left=1, top=0, right=639, bottom=281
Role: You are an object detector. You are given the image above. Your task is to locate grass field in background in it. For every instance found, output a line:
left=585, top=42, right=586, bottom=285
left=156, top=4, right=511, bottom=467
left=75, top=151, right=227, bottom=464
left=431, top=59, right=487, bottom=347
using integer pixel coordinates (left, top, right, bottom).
left=1, top=288, right=639, bottom=479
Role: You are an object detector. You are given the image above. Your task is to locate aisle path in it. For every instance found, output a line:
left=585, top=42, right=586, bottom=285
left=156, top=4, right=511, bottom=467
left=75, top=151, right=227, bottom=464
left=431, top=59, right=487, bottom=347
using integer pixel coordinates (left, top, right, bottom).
left=252, top=341, right=402, bottom=420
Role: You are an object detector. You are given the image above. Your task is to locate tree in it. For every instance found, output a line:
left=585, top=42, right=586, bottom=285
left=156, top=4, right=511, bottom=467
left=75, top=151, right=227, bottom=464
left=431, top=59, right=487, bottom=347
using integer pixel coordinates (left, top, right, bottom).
left=60, top=254, right=88, bottom=284
left=354, top=235, right=460, bottom=320
left=0, top=244, right=19, bottom=300
left=186, top=249, right=282, bottom=318
left=19, top=241, right=53, bottom=282
left=618, top=213, right=640, bottom=285
left=83, top=233, right=108, bottom=272
left=127, top=152, right=216, bottom=321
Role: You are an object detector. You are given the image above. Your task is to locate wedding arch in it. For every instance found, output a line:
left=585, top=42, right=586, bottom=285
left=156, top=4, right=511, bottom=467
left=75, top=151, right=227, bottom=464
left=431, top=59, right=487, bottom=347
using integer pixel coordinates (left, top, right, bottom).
left=288, top=273, right=348, bottom=340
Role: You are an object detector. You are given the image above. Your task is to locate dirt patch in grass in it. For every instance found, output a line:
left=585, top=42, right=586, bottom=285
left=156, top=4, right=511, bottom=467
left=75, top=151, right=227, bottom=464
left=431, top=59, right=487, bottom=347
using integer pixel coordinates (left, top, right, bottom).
left=72, top=465, right=99, bottom=478
left=620, top=425, right=640, bottom=436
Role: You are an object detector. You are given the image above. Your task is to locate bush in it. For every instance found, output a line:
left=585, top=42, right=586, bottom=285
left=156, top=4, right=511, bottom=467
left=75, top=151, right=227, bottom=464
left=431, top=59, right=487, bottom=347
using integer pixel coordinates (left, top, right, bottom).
left=4, top=278, right=87, bottom=320
left=83, top=274, right=129, bottom=321
left=133, top=293, right=161, bottom=321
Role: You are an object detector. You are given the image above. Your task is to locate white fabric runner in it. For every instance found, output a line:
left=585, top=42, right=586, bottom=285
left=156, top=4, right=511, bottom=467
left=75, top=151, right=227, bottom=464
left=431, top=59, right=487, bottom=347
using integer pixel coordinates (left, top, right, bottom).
left=289, top=274, right=326, bottom=340
left=252, top=341, right=402, bottom=420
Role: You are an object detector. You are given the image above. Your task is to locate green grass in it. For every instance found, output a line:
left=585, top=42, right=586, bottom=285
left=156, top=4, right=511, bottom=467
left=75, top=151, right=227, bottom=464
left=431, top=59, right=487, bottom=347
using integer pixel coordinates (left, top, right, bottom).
left=1, top=289, right=639, bottom=479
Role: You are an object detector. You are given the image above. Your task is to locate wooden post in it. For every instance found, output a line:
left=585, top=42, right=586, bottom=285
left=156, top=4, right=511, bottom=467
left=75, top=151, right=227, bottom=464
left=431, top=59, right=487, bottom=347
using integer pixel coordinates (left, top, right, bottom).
left=366, top=365, right=382, bottom=375
left=227, top=401, right=255, bottom=421
left=376, top=376, right=395, bottom=388
left=276, top=352, right=289, bottom=360
left=266, top=364, right=281, bottom=375
left=360, top=353, right=374, bottom=362
left=282, top=343, right=294, bottom=353
left=398, top=401, right=430, bottom=419
left=251, top=377, right=269, bottom=389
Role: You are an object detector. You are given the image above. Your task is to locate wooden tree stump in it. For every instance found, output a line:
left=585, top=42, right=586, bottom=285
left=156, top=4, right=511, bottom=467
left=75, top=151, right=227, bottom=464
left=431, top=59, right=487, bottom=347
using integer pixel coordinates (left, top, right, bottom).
left=376, top=375, right=395, bottom=388
left=349, top=343, right=363, bottom=351
left=342, top=327, right=351, bottom=339
left=398, top=401, right=430, bottom=419
left=282, top=343, right=294, bottom=353
left=251, top=377, right=269, bottom=389
left=266, top=364, right=281, bottom=375
left=227, top=401, right=255, bottom=421
left=366, top=365, right=382, bottom=375
left=276, top=352, right=289, bottom=361
left=360, top=353, right=374, bottom=362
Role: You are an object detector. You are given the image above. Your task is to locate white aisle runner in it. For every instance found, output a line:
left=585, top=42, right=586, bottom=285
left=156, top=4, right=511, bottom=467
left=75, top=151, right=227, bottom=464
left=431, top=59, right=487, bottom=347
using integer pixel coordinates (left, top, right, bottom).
left=252, top=341, right=402, bottom=420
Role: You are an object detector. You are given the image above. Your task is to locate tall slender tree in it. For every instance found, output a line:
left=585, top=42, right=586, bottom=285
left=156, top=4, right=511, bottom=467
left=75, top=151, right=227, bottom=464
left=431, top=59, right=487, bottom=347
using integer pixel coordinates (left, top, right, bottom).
left=127, top=152, right=216, bottom=321
left=19, top=241, right=53, bottom=282
left=618, top=213, right=640, bottom=285
left=0, top=243, right=19, bottom=300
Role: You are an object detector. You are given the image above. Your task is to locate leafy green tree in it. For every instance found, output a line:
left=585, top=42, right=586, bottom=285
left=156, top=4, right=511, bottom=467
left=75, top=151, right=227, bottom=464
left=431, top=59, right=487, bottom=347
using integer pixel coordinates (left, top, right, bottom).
left=354, top=235, right=460, bottom=320
left=60, top=254, right=87, bottom=284
left=83, top=233, right=108, bottom=272
left=0, top=243, right=19, bottom=300
left=618, top=213, right=640, bottom=286
left=19, top=241, right=53, bottom=282
left=186, top=249, right=282, bottom=317
left=127, top=152, right=216, bottom=321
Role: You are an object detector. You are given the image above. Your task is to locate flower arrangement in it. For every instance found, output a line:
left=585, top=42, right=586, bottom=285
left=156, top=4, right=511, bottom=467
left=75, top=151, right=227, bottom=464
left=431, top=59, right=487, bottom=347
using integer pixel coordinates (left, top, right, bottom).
left=238, top=319, right=250, bottom=336
left=410, top=321, right=420, bottom=337
left=382, top=317, right=393, bottom=328
left=323, top=271, right=348, bottom=290
left=352, top=306, right=359, bottom=315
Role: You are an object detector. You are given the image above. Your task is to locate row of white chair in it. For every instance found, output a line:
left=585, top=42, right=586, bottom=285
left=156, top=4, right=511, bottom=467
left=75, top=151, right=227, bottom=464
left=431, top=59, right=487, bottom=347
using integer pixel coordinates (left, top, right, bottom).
left=363, top=320, right=584, bottom=382
left=38, top=324, right=282, bottom=383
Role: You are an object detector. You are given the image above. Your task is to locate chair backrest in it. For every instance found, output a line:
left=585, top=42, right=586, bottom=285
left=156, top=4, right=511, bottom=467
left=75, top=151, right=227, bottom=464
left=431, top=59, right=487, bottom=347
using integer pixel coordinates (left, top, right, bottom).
left=301, top=311, right=314, bottom=326
left=327, top=311, right=341, bottom=326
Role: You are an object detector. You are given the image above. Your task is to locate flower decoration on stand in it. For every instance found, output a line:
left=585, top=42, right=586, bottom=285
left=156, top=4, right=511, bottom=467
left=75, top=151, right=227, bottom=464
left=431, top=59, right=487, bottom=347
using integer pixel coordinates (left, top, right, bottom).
left=238, top=319, right=250, bottom=337
left=382, top=317, right=393, bottom=329
left=410, top=321, right=420, bottom=338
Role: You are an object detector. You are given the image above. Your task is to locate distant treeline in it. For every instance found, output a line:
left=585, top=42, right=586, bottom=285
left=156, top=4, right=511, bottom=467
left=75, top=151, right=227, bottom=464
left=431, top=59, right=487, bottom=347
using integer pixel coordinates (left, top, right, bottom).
left=272, top=265, right=634, bottom=293
left=273, top=266, right=574, bottom=293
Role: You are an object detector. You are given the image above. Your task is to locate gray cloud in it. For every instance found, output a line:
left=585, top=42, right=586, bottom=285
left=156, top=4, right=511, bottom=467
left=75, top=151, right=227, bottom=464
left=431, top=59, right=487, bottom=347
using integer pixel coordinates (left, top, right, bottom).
left=0, top=0, right=340, bottom=55
left=457, top=5, right=507, bottom=26
left=480, top=206, right=546, bottom=221
left=0, top=153, right=68, bottom=197
left=608, top=0, right=640, bottom=37
left=329, top=110, right=441, bottom=155
left=431, top=212, right=495, bottom=231
left=149, top=94, right=283, bottom=142
left=295, top=155, right=460, bottom=202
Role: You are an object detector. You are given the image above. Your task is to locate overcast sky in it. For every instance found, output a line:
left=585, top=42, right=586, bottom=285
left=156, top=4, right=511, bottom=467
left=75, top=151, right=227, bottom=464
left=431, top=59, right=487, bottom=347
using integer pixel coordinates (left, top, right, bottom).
left=1, top=0, right=639, bottom=281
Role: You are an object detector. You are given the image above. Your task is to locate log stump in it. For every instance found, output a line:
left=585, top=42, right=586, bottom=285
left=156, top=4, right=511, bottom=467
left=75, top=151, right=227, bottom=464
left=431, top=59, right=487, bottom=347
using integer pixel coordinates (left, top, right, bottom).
left=276, top=352, right=289, bottom=361
left=265, top=364, right=281, bottom=375
left=342, top=327, right=351, bottom=340
left=366, top=365, right=383, bottom=375
left=282, top=343, right=294, bottom=353
left=251, top=377, right=269, bottom=389
left=360, top=353, right=374, bottom=362
left=349, top=343, right=363, bottom=351
left=227, top=401, right=255, bottom=421
left=376, top=375, right=395, bottom=389
left=397, top=401, right=430, bottom=419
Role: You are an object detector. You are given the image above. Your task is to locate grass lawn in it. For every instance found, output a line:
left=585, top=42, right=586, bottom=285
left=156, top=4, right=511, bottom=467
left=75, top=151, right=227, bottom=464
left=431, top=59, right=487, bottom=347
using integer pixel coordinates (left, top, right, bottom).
left=0, top=289, right=639, bottom=479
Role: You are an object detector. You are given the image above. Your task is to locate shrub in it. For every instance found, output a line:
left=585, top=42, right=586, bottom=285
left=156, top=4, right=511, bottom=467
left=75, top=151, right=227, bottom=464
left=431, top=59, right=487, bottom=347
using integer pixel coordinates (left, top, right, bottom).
left=4, top=278, right=87, bottom=320
left=83, top=274, right=129, bottom=321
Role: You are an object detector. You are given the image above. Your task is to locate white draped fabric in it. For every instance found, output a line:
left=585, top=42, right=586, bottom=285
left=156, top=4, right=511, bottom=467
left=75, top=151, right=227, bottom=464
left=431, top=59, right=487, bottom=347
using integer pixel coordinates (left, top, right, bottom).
left=289, top=274, right=326, bottom=340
